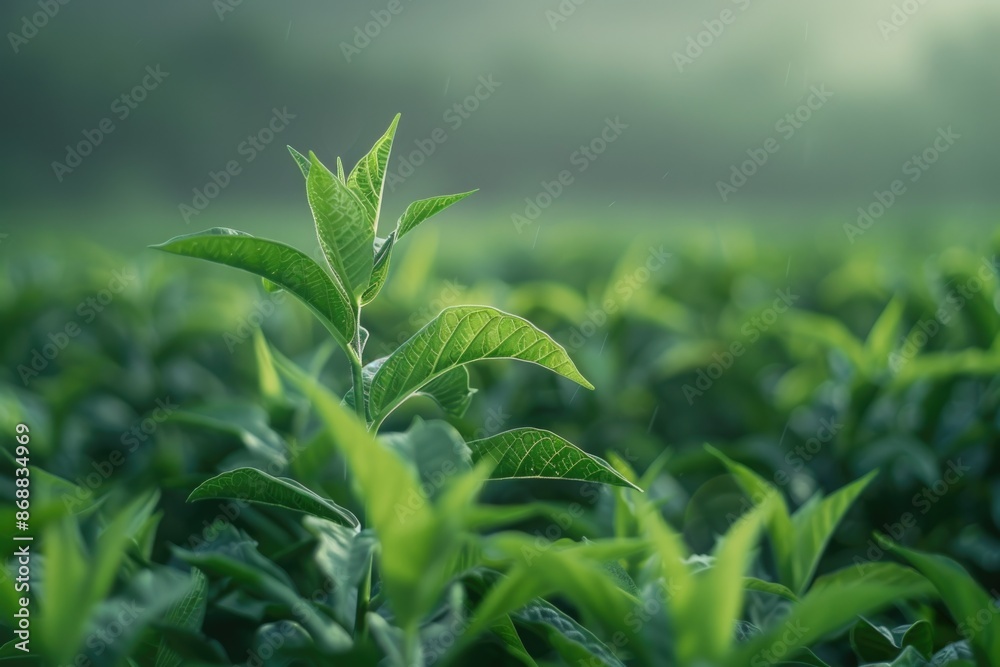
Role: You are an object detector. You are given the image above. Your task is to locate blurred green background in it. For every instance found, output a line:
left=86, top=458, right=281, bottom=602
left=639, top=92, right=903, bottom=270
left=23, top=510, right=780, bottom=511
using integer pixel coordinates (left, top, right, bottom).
left=3, top=0, right=998, bottom=252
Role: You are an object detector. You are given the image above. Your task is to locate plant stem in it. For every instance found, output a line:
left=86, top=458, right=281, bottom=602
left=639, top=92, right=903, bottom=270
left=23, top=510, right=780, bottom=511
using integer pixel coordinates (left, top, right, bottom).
left=354, top=555, right=372, bottom=639
left=350, top=313, right=371, bottom=638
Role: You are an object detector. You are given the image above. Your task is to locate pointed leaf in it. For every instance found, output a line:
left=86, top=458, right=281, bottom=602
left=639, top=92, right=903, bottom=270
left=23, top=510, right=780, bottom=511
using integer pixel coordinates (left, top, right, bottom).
left=287, top=145, right=310, bottom=178
left=789, top=469, right=878, bottom=593
left=887, top=542, right=1000, bottom=666
left=304, top=518, right=377, bottom=629
left=188, top=467, right=359, bottom=529
left=274, top=350, right=458, bottom=628
left=706, top=445, right=795, bottom=587
left=512, top=599, right=624, bottom=667
left=348, top=114, right=399, bottom=229
left=397, top=190, right=477, bottom=239
left=151, top=228, right=356, bottom=351
left=336, top=156, right=345, bottom=182
left=468, top=428, right=637, bottom=489
left=154, top=568, right=209, bottom=667
left=369, top=306, right=593, bottom=423
left=361, top=232, right=395, bottom=305
left=306, top=152, right=375, bottom=298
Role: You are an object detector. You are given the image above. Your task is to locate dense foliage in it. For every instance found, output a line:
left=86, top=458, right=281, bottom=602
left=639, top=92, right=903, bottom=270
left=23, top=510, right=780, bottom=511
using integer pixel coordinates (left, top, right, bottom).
left=1, top=118, right=998, bottom=666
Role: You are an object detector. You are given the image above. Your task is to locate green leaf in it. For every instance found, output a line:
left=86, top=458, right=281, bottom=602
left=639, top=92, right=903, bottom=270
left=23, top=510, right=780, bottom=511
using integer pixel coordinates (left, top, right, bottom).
left=731, top=564, right=934, bottom=667
left=489, top=614, right=539, bottom=667
left=304, top=517, right=377, bottom=629
left=379, top=419, right=473, bottom=498
left=336, top=156, right=345, bottom=182
left=369, top=306, right=593, bottom=423
left=151, top=228, right=357, bottom=352
left=397, top=190, right=477, bottom=239
left=789, top=469, right=878, bottom=593
left=418, top=365, right=477, bottom=418
left=851, top=617, right=933, bottom=662
left=467, top=428, right=638, bottom=489
left=176, top=537, right=351, bottom=654
left=865, top=294, right=905, bottom=364
left=743, top=577, right=799, bottom=602
left=887, top=541, right=1000, bottom=666
left=347, top=114, right=400, bottom=229
left=38, top=493, right=159, bottom=664
left=154, top=569, right=209, bottom=667
left=929, top=641, right=976, bottom=666
left=188, top=467, right=359, bottom=529
left=306, top=152, right=375, bottom=299
left=679, top=499, right=772, bottom=663
left=287, top=145, right=310, bottom=178
left=361, top=232, right=395, bottom=305
left=706, top=445, right=795, bottom=587
left=274, top=350, right=460, bottom=629
left=512, top=599, right=625, bottom=667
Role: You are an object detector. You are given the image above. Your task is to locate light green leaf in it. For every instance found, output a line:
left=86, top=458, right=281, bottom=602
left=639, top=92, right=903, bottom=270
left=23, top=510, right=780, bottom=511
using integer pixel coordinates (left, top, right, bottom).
left=336, top=156, right=345, bottom=182
left=397, top=190, right=477, bottom=239
left=887, top=542, right=1000, bottom=666
left=730, top=566, right=934, bottom=667
left=287, top=145, right=310, bottom=178
left=467, top=428, right=638, bottom=489
left=789, top=469, right=878, bottom=593
left=369, top=306, right=593, bottom=423
left=706, top=445, right=795, bottom=587
left=306, top=152, right=375, bottom=299
left=274, top=350, right=459, bottom=629
left=188, top=467, right=359, bottom=529
left=348, top=114, right=400, bottom=229
left=151, top=228, right=357, bottom=352
left=361, top=232, right=395, bottom=305
left=679, top=499, right=771, bottom=663
left=865, top=294, right=905, bottom=364
left=490, top=615, right=539, bottom=667
left=154, top=569, right=209, bottom=667
left=743, top=577, right=799, bottom=602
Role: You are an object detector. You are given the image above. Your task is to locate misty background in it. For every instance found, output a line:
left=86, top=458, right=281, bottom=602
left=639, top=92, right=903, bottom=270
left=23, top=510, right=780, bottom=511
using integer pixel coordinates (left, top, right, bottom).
left=2, top=0, right=998, bottom=253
